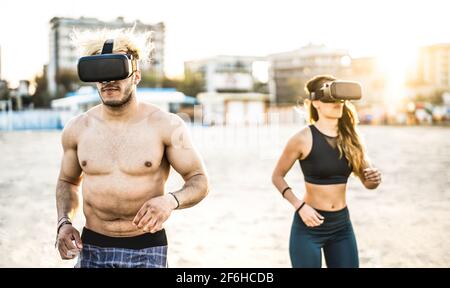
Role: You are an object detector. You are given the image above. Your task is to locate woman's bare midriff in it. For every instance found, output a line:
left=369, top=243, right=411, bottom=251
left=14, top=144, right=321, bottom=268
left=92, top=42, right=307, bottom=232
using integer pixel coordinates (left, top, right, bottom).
left=303, top=182, right=347, bottom=211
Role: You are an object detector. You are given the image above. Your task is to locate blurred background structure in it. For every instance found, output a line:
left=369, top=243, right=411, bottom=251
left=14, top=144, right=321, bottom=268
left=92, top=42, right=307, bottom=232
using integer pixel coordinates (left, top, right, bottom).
left=1, top=16, right=450, bottom=130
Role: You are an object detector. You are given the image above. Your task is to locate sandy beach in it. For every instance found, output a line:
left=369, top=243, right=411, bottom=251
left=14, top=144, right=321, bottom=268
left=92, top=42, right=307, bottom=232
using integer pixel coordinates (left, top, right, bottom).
left=0, top=124, right=449, bottom=267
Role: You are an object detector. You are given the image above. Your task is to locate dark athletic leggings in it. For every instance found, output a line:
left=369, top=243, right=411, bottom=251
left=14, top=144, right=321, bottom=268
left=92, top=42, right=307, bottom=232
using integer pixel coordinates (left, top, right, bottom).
left=289, top=206, right=359, bottom=268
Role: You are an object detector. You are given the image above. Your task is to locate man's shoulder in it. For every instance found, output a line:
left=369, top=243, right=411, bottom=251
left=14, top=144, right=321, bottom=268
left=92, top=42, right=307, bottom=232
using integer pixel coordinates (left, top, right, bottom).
left=61, top=110, right=95, bottom=144
left=141, top=102, right=184, bottom=127
left=64, top=111, right=92, bottom=131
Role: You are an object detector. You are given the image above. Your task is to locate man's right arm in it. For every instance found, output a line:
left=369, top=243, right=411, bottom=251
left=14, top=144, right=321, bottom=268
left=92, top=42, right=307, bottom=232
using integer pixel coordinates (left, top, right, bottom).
left=55, top=116, right=84, bottom=259
left=56, top=116, right=83, bottom=221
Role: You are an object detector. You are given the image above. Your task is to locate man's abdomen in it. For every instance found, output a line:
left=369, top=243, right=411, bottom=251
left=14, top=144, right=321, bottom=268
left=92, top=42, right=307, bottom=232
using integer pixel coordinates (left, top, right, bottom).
left=81, top=172, right=164, bottom=237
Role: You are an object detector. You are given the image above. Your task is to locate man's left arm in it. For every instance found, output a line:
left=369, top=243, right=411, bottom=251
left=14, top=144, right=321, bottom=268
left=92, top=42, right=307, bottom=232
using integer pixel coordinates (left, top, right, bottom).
left=163, top=114, right=209, bottom=208
left=133, top=114, right=209, bottom=233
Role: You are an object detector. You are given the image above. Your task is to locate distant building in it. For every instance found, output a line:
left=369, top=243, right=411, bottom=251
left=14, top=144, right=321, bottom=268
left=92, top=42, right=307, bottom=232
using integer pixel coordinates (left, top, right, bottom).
left=414, top=43, right=450, bottom=89
left=268, top=44, right=352, bottom=103
left=184, top=55, right=267, bottom=95
left=48, top=17, right=165, bottom=97
left=399, top=43, right=450, bottom=104
left=197, top=92, right=270, bottom=126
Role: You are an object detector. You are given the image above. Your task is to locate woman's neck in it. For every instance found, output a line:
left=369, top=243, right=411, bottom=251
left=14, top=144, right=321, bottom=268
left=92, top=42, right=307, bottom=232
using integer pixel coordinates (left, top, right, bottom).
left=315, top=118, right=339, bottom=136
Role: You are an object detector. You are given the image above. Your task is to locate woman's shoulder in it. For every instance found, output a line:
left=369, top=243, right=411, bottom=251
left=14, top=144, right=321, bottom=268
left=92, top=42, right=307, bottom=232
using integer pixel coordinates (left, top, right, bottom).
left=287, top=124, right=312, bottom=147
left=295, top=124, right=313, bottom=139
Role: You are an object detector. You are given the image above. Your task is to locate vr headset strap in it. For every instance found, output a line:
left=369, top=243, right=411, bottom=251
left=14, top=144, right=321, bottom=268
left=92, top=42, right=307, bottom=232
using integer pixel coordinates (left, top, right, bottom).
left=101, top=39, right=114, bottom=54
left=310, top=90, right=324, bottom=100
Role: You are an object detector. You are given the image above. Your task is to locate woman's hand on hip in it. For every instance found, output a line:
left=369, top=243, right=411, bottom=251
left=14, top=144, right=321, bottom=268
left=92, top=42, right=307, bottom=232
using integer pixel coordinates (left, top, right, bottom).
left=299, top=204, right=324, bottom=227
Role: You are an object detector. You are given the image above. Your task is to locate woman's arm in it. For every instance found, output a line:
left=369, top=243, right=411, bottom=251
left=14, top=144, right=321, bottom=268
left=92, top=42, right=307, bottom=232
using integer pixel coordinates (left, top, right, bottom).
left=272, top=130, right=325, bottom=227
left=271, top=132, right=304, bottom=209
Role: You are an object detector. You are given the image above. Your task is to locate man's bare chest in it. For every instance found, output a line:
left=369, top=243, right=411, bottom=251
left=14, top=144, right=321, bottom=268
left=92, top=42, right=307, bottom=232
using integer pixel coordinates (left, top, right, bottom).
left=77, top=125, right=165, bottom=175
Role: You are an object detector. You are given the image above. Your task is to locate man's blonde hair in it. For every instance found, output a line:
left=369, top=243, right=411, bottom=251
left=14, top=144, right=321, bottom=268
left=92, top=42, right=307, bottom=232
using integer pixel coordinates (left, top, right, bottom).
left=71, top=27, right=154, bottom=64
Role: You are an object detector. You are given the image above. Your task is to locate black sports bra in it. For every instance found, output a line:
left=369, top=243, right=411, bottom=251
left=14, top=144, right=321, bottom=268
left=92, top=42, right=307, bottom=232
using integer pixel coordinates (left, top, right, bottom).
left=299, top=125, right=352, bottom=185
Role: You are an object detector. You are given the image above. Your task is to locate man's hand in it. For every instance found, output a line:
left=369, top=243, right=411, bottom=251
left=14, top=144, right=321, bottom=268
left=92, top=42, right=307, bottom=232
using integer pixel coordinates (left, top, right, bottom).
left=133, top=194, right=178, bottom=233
left=57, top=224, right=82, bottom=260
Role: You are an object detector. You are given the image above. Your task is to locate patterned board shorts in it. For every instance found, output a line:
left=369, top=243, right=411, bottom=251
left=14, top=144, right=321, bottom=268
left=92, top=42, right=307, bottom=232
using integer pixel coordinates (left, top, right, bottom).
left=75, top=243, right=168, bottom=268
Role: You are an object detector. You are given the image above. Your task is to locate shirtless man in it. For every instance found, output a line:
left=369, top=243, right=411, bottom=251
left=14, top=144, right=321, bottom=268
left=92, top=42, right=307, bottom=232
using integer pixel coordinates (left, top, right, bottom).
left=55, top=30, right=209, bottom=268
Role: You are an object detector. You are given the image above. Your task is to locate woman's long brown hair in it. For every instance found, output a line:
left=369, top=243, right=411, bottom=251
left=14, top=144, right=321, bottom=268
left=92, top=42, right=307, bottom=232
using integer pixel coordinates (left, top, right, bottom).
left=304, top=75, right=369, bottom=179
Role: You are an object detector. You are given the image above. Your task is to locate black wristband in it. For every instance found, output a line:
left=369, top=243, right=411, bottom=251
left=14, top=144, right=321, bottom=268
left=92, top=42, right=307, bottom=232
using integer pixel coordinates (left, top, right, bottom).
left=296, top=202, right=306, bottom=213
left=281, top=187, right=291, bottom=197
left=57, top=216, right=70, bottom=225
left=169, top=192, right=180, bottom=209
left=55, top=219, right=72, bottom=248
left=57, top=220, right=72, bottom=235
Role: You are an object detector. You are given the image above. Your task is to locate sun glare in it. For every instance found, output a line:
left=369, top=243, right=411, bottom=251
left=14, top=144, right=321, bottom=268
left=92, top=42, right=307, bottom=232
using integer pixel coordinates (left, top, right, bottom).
left=376, top=46, right=419, bottom=106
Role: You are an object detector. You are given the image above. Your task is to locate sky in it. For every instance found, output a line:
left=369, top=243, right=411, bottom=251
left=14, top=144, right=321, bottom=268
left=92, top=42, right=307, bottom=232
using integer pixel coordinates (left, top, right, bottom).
left=0, top=0, right=449, bottom=86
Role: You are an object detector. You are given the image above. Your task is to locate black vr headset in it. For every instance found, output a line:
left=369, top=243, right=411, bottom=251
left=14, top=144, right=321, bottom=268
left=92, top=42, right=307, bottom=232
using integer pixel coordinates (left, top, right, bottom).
left=310, top=80, right=362, bottom=103
left=77, top=39, right=137, bottom=83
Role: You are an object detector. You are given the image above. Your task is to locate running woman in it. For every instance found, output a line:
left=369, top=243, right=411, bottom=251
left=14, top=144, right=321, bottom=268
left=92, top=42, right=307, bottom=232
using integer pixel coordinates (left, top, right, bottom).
left=272, top=75, right=382, bottom=268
